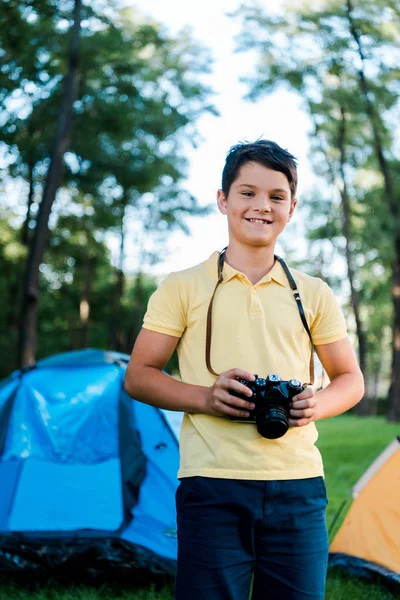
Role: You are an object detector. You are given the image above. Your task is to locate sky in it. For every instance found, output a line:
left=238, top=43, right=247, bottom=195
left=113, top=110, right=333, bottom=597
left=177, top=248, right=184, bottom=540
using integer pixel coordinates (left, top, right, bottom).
left=115, top=0, right=318, bottom=277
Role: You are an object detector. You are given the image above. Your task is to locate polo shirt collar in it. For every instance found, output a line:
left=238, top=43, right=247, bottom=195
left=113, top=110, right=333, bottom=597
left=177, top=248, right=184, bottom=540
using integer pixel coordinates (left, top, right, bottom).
left=205, top=251, right=290, bottom=287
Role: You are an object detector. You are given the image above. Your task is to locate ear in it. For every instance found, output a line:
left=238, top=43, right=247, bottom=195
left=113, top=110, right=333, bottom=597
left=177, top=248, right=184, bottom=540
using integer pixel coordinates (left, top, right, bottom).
left=217, top=189, right=228, bottom=215
left=287, top=197, right=298, bottom=222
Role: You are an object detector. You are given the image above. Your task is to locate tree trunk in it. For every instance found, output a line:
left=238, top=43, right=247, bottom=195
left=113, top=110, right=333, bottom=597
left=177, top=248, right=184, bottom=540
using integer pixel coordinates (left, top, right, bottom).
left=110, top=199, right=127, bottom=351
left=369, top=347, right=383, bottom=416
left=79, top=255, right=95, bottom=348
left=21, top=151, right=35, bottom=246
left=17, top=0, right=82, bottom=368
left=311, top=112, right=367, bottom=395
left=129, top=271, right=146, bottom=351
left=69, top=315, right=79, bottom=350
left=337, top=107, right=368, bottom=414
left=346, top=0, right=400, bottom=420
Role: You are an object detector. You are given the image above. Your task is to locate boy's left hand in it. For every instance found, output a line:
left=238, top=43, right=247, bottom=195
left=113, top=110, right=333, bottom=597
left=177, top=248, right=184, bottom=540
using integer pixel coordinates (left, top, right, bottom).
left=289, top=386, right=319, bottom=427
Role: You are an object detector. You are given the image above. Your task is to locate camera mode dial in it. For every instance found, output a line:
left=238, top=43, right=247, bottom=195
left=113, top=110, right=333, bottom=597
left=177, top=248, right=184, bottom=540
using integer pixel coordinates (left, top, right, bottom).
left=288, top=379, right=302, bottom=390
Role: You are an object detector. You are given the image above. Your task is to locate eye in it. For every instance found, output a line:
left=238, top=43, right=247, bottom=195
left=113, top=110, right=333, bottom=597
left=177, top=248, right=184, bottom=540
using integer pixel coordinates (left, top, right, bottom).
left=272, top=196, right=284, bottom=201
left=242, top=191, right=255, bottom=197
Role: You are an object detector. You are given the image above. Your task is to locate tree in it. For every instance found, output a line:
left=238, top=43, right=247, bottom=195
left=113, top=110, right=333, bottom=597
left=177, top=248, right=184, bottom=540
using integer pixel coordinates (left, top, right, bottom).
left=5, top=2, right=215, bottom=366
left=233, top=0, right=400, bottom=418
left=18, top=0, right=82, bottom=367
left=345, top=0, right=400, bottom=419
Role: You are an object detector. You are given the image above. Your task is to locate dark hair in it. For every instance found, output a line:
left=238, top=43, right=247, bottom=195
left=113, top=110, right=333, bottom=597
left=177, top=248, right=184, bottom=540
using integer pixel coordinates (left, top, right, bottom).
left=221, top=139, right=298, bottom=199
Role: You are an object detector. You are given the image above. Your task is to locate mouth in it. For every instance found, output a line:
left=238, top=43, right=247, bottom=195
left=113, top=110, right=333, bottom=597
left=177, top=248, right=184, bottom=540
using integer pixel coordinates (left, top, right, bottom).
left=245, top=218, right=272, bottom=225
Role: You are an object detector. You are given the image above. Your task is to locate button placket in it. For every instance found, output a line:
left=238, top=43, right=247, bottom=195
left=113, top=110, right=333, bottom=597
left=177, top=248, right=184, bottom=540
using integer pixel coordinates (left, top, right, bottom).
left=250, top=285, right=260, bottom=317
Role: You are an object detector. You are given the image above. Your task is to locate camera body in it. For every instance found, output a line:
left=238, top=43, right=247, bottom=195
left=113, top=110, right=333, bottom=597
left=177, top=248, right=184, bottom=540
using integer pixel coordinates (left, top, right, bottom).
left=229, top=374, right=305, bottom=439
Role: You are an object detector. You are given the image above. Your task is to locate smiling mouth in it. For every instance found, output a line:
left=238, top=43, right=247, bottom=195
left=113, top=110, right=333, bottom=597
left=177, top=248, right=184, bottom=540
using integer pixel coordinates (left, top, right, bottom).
left=245, top=218, right=272, bottom=225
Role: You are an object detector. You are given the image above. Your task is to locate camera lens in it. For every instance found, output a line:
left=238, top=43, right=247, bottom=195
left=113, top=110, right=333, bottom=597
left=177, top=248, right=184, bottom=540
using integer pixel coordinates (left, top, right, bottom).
left=257, top=405, right=289, bottom=439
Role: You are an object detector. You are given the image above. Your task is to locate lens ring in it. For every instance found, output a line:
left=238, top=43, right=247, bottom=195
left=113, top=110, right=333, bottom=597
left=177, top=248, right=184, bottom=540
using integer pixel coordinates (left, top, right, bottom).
left=257, top=405, right=289, bottom=439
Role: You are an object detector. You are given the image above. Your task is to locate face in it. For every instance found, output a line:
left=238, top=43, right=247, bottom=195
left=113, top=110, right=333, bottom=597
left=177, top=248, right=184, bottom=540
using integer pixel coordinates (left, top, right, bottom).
left=217, top=161, right=297, bottom=249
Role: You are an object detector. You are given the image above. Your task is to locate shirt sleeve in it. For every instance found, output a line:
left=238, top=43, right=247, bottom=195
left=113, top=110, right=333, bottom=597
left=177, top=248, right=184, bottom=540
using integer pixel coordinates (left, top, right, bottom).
left=310, top=281, right=348, bottom=345
left=142, top=272, right=186, bottom=338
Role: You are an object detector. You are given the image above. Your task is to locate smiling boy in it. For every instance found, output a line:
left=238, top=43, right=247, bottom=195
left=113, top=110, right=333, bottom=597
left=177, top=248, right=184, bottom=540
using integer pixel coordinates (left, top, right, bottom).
left=124, top=140, right=364, bottom=600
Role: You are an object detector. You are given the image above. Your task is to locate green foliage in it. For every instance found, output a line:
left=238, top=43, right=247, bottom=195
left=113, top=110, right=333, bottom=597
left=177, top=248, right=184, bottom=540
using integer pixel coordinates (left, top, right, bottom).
left=0, top=212, right=26, bottom=376
left=0, top=0, right=216, bottom=369
left=0, top=207, right=158, bottom=378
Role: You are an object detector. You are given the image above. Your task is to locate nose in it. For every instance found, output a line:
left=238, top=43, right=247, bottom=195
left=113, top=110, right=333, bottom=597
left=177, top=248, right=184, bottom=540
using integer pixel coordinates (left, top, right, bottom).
left=254, top=193, right=272, bottom=212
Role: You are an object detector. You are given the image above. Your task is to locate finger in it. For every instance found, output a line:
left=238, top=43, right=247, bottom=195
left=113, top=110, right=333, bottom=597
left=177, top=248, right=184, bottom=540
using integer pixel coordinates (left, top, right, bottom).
left=292, top=389, right=314, bottom=401
left=224, top=368, right=255, bottom=382
left=289, top=417, right=313, bottom=427
left=290, top=407, right=315, bottom=419
left=290, top=399, right=317, bottom=410
left=219, top=390, right=255, bottom=411
left=214, top=399, right=252, bottom=419
left=225, top=379, right=254, bottom=398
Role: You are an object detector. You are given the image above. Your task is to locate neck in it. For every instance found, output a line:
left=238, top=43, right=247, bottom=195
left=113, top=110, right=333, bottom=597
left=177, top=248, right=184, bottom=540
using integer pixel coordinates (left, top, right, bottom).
left=224, top=243, right=276, bottom=285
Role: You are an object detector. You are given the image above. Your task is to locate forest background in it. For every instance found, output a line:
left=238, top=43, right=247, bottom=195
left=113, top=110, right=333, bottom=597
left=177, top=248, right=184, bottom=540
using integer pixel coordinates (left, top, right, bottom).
left=1, top=0, right=400, bottom=422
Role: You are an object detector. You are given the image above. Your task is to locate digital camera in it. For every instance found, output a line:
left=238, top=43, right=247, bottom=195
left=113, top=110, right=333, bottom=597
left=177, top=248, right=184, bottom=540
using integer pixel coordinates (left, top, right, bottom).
left=229, top=374, right=305, bottom=439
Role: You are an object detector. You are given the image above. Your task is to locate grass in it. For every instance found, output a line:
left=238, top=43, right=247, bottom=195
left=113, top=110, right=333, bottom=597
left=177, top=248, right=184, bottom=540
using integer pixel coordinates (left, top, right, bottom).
left=0, top=581, right=175, bottom=600
left=0, top=578, right=397, bottom=600
left=325, top=569, right=397, bottom=600
left=1, top=415, right=399, bottom=599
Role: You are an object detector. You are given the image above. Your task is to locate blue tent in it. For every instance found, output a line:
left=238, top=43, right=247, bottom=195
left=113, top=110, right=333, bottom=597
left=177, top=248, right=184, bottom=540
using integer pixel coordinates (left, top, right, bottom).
left=0, top=349, right=183, bottom=579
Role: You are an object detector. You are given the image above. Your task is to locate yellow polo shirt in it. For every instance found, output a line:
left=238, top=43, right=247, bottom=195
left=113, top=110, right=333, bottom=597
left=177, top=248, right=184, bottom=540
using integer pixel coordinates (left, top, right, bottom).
left=143, top=251, right=347, bottom=480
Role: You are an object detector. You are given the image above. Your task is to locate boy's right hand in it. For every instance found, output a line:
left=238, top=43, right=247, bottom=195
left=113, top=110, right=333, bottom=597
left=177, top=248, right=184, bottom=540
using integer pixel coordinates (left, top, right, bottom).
left=203, top=369, right=256, bottom=418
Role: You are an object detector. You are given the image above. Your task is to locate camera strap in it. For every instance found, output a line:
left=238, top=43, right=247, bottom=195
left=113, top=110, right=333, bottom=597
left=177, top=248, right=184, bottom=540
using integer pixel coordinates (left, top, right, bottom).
left=205, top=248, right=315, bottom=385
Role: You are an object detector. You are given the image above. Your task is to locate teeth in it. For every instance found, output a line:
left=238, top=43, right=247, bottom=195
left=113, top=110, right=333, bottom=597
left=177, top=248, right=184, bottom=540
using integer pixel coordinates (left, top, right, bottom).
left=248, top=219, right=269, bottom=224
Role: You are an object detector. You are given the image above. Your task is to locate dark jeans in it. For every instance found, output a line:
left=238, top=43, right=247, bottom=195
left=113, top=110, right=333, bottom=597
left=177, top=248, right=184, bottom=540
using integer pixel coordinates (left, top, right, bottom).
left=175, top=476, right=328, bottom=600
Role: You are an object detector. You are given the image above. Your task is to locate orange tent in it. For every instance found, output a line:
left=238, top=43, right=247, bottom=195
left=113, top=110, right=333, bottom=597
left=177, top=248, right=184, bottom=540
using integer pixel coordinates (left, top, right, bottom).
left=329, top=436, right=400, bottom=587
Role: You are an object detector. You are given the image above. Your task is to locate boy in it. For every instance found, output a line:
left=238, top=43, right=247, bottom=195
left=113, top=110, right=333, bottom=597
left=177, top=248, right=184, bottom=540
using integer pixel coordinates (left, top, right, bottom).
left=124, top=140, right=364, bottom=600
